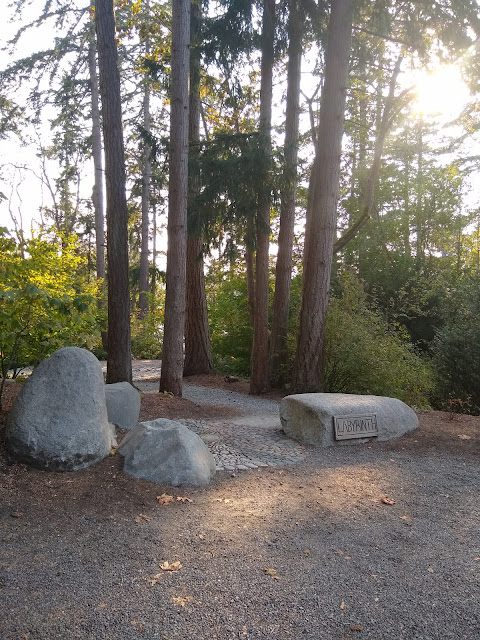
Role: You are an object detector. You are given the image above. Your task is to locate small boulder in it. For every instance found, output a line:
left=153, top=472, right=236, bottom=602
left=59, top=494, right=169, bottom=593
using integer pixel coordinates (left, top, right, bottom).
left=105, top=381, right=140, bottom=429
left=6, top=347, right=116, bottom=471
left=280, top=393, right=418, bottom=447
left=118, top=418, right=216, bottom=487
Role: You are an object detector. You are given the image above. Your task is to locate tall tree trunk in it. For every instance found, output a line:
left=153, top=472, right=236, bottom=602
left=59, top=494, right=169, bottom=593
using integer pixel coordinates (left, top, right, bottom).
left=88, top=23, right=105, bottom=286
left=159, top=0, right=190, bottom=396
left=184, top=0, right=214, bottom=376
left=88, top=17, right=108, bottom=352
left=250, top=0, right=275, bottom=395
left=139, top=8, right=151, bottom=316
left=292, top=0, right=354, bottom=393
left=95, top=0, right=132, bottom=384
left=245, top=245, right=256, bottom=326
left=269, top=0, right=302, bottom=387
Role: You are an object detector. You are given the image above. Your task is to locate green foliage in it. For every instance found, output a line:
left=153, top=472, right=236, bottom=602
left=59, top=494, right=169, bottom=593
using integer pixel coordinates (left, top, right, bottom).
left=323, top=272, right=433, bottom=408
left=206, top=262, right=252, bottom=377
left=0, top=231, right=101, bottom=383
left=431, top=273, right=480, bottom=414
left=130, top=293, right=164, bottom=359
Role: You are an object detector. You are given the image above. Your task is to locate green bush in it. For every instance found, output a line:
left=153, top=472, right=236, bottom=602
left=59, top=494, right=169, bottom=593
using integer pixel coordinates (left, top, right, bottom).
left=207, top=264, right=252, bottom=377
left=431, top=274, right=480, bottom=413
left=130, top=294, right=164, bottom=360
left=323, top=272, right=433, bottom=408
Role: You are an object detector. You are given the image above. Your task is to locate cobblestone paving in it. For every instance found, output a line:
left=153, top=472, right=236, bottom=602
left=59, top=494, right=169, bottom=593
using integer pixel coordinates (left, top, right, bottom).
left=125, top=360, right=309, bottom=472
left=177, top=418, right=308, bottom=472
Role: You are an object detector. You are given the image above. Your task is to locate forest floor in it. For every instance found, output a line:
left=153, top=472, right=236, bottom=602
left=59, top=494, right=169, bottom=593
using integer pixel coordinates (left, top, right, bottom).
left=0, top=376, right=479, bottom=639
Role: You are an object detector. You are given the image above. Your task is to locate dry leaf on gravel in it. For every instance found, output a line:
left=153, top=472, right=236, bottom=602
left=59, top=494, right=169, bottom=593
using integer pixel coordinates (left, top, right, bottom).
left=176, top=496, right=193, bottom=503
left=130, top=620, right=146, bottom=633
left=457, top=434, right=472, bottom=440
left=400, top=515, right=411, bottom=521
left=427, top=567, right=435, bottom=573
left=350, top=625, right=363, bottom=632
left=264, top=567, right=277, bottom=577
left=340, top=601, right=345, bottom=610
left=135, top=514, right=151, bottom=523
left=381, top=496, right=395, bottom=505
left=157, top=493, right=174, bottom=505
left=160, top=561, right=182, bottom=572
left=172, top=596, right=193, bottom=607
left=10, top=511, right=23, bottom=518
left=215, top=498, right=232, bottom=503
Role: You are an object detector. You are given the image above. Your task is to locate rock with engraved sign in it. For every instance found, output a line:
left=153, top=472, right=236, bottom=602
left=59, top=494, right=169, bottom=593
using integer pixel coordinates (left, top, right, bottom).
left=280, top=393, right=418, bottom=447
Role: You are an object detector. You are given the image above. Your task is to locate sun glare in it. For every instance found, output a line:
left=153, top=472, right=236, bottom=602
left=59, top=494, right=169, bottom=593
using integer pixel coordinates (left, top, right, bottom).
left=413, top=65, right=470, bottom=119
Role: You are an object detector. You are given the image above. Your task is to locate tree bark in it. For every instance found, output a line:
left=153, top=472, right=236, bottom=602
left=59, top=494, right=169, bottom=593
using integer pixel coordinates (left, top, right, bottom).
left=269, top=0, right=302, bottom=387
left=88, top=19, right=106, bottom=286
left=159, top=0, right=190, bottom=396
left=88, top=14, right=108, bottom=352
left=139, top=6, right=151, bottom=317
left=292, top=0, right=354, bottom=393
left=250, top=0, right=275, bottom=395
left=95, top=0, right=132, bottom=384
left=184, top=0, right=214, bottom=376
left=245, top=245, right=256, bottom=326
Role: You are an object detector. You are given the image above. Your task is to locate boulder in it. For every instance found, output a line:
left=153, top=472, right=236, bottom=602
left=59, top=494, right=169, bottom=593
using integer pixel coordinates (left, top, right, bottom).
left=118, top=418, right=216, bottom=487
left=280, top=393, right=418, bottom=447
left=105, top=381, right=140, bottom=429
left=6, top=347, right=116, bottom=471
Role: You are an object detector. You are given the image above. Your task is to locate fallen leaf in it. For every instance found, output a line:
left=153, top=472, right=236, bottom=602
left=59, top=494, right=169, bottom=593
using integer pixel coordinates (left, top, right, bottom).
left=381, top=496, right=395, bottom=505
left=400, top=515, right=411, bottom=521
left=334, top=549, right=345, bottom=555
left=97, top=603, right=107, bottom=609
left=457, top=434, right=472, bottom=440
left=427, top=567, right=434, bottom=573
left=475, top=558, right=480, bottom=561
left=264, top=567, right=277, bottom=576
left=172, top=596, right=193, bottom=607
left=135, top=514, right=151, bottom=523
left=350, top=625, right=363, bottom=632
left=303, top=549, right=311, bottom=557
left=198, top=534, right=205, bottom=540
left=157, top=493, right=174, bottom=506
left=216, top=498, right=231, bottom=503
left=109, top=448, right=117, bottom=456
left=10, top=511, right=23, bottom=518
left=130, top=620, right=146, bottom=633
left=340, top=601, right=345, bottom=610
left=176, top=496, right=193, bottom=503
left=160, top=561, right=182, bottom=572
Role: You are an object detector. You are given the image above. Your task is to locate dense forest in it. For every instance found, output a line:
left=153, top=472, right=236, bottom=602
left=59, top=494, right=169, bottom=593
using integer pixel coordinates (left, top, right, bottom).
left=1, top=0, right=480, bottom=412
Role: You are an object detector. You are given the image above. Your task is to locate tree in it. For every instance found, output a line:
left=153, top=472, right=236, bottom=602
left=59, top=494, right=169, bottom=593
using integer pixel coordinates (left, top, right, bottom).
left=95, top=0, right=132, bottom=383
left=250, top=0, right=275, bottom=394
left=184, top=0, right=214, bottom=376
left=269, top=0, right=303, bottom=387
left=292, top=0, right=354, bottom=393
left=159, top=0, right=190, bottom=396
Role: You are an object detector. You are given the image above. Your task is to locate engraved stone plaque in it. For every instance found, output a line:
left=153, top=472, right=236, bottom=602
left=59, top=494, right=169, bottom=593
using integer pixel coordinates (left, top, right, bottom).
left=334, top=414, right=378, bottom=440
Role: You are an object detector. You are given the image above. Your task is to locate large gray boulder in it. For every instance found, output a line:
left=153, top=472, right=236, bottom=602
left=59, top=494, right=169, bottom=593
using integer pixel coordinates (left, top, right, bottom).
left=118, top=418, right=216, bottom=487
left=280, top=393, right=418, bottom=447
left=6, top=347, right=116, bottom=471
left=105, top=382, right=140, bottom=429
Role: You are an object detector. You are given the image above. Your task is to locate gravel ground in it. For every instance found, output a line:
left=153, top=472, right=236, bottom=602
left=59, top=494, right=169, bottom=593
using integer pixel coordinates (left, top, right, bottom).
left=0, top=379, right=479, bottom=640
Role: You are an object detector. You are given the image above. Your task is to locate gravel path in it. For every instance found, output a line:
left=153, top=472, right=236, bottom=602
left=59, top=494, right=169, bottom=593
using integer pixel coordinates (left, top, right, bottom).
left=1, top=360, right=479, bottom=639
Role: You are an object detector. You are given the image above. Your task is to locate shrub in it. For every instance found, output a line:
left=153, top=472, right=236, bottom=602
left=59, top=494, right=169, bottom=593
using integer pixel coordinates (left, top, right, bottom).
left=130, top=294, right=164, bottom=360
left=431, top=274, right=480, bottom=413
left=323, top=272, right=433, bottom=408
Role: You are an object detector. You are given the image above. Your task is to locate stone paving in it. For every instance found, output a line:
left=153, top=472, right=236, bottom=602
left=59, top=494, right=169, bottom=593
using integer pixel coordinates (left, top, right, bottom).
left=125, top=359, right=309, bottom=473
